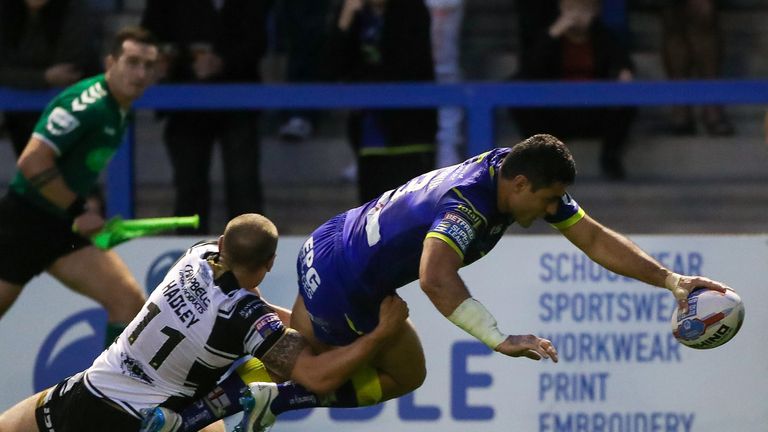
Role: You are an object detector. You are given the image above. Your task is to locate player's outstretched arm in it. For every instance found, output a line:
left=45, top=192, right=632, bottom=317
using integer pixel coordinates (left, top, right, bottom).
left=561, top=214, right=733, bottom=310
left=560, top=214, right=669, bottom=286
left=260, top=295, right=408, bottom=395
left=420, top=237, right=557, bottom=361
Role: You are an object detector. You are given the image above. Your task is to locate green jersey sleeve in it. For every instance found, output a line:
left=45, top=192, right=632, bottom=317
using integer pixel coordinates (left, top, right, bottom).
left=32, top=82, right=108, bottom=156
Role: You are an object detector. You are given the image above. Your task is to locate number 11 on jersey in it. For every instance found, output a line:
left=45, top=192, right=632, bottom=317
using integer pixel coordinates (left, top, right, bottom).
left=128, top=302, right=186, bottom=369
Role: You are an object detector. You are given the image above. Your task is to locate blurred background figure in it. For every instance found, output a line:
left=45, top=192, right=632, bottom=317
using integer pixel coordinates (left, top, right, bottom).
left=324, top=0, right=436, bottom=203
left=510, top=0, right=635, bottom=180
left=661, top=0, right=734, bottom=136
left=0, top=0, right=100, bottom=156
left=141, top=0, right=270, bottom=234
left=427, top=0, right=464, bottom=168
left=274, top=0, right=332, bottom=142
left=764, top=110, right=768, bottom=145
left=515, top=0, right=559, bottom=72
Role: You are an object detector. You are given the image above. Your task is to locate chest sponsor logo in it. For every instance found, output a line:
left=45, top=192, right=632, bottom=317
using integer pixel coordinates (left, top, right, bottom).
left=46, top=107, right=80, bottom=136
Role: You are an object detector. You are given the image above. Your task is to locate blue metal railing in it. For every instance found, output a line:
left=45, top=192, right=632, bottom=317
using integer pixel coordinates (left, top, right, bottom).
left=2, top=80, right=768, bottom=217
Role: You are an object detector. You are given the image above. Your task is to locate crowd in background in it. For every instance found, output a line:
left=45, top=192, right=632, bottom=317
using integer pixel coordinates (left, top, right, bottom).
left=0, top=0, right=746, bottom=233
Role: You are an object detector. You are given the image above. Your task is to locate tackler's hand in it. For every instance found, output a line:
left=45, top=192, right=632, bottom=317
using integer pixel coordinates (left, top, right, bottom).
left=375, top=295, right=409, bottom=338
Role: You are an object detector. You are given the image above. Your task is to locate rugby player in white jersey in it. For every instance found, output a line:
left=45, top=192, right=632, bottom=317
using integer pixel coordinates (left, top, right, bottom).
left=0, top=213, right=408, bottom=431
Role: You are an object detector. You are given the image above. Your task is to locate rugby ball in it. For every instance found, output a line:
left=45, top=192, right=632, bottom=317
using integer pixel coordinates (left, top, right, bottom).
left=670, top=287, right=744, bottom=349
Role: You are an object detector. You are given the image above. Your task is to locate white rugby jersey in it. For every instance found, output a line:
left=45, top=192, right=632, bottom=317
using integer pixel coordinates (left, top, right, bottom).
left=85, top=241, right=285, bottom=417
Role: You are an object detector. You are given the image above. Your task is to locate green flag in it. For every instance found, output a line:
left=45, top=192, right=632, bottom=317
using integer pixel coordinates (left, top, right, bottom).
left=91, top=215, right=199, bottom=250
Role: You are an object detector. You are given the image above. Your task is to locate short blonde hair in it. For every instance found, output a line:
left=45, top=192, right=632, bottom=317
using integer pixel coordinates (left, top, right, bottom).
left=222, top=214, right=278, bottom=271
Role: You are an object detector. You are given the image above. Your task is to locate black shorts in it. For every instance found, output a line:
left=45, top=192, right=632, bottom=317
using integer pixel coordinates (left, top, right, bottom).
left=0, top=191, right=91, bottom=285
left=35, top=373, right=140, bottom=432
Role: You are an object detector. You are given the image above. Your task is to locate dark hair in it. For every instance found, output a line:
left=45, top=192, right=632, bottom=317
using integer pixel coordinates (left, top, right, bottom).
left=1, top=0, right=72, bottom=49
left=222, top=214, right=278, bottom=271
left=499, top=134, right=576, bottom=190
left=108, top=26, right=157, bottom=58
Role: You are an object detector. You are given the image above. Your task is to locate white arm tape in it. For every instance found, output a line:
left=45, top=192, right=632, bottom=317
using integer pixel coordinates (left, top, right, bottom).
left=665, top=272, right=682, bottom=291
left=447, top=298, right=507, bottom=349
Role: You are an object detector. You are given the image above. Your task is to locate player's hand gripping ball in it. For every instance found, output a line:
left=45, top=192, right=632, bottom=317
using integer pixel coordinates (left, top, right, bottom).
left=671, top=287, right=745, bottom=349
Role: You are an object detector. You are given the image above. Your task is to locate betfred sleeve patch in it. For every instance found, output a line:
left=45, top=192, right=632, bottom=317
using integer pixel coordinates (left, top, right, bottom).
left=427, top=209, right=480, bottom=260
left=240, top=298, right=287, bottom=358
left=254, top=313, right=283, bottom=339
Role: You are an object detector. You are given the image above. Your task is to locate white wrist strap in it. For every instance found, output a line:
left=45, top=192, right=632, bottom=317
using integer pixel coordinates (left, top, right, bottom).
left=447, top=298, right=507, bottom=349
left=665, top=272, right=682, bottom=291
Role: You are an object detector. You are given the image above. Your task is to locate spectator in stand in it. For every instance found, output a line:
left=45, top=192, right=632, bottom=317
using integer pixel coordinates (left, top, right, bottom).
left=661, top=0, right=734, bottom=136
left=515, top=0, right=559, bottom=70
left=141, top=0, right=270, bottom=234
left=275, top=0, right=332, bottom=142
left=0, top=0, right=100, bottom=156
left=324, top=0, right=437, bottom=203
left=510, top=0, right=636, bottom=180
left=764, top=110, right=767, bottom=145
left=427, top=0, right=464, bottom=168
